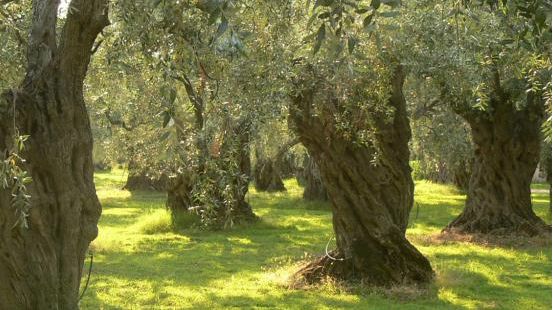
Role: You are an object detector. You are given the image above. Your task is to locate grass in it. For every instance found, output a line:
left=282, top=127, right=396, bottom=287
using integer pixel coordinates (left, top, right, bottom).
left=80, top=171, right=552, bottom=309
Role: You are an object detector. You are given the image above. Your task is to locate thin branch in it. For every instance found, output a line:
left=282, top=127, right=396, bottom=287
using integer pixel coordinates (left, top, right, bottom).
left=275, top=137, right=301, bottom=164
left=104, top=109, right=137, bottom=132
left=91, top=38, right=104, bottom=55
left=0, top=0, right=18, bottom=6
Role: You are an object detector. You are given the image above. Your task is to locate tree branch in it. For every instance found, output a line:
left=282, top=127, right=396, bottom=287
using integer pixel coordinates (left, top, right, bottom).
left=173, top=74, right=204, bottom=131
left=90, top=38, right=104, bottom=55
left=103, top=110, right=136, bottom=132
left=58, top=0, right=109, bottom=81
left=275, top=137, right=301, bottom=165
left=0, top=0, right=18, bottom=6
left=24, top=0, right=59, bottom=83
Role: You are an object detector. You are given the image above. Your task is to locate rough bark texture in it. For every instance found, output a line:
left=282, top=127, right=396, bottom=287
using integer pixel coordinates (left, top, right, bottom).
left=166, top=119, right=256, bottom=227
left=452, top=159, right=472, bottom=192
left=166, top=116, right=196, bottom=214
left=166, top=172, right=194, bottom=214
left=290, top=67, right=433, bottom=286
left=446, top=78, right=550, bottom=236
left=254, top=158, right=286, bottom=192
left=123, top=161, right=168, bottom=191
left=298, top=155, right=327, bottom=201
left=223, top=120, right=257, bottom=224
left=0, top=1, right=108, bottom=308
left=253, top=138, right=299, bottom=192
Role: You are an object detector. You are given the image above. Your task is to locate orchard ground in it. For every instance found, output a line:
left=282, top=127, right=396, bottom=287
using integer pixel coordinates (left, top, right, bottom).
left=80, top=170, right=552, bottom=309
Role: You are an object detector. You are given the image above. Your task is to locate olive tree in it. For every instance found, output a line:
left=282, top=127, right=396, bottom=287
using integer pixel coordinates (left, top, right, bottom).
left=0, top=0, right=108, bottom=308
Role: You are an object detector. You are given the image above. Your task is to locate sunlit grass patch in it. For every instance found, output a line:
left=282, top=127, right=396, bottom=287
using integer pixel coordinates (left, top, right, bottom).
left=81, top=172, right=552, bottom=309
left=134, top=209, right=173, bottom=234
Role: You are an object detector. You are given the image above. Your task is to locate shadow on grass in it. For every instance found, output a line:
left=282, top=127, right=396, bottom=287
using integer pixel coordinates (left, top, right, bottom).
left=82, top=174, right=552, bottom=309
left=430, top=249, right=551, bottom=309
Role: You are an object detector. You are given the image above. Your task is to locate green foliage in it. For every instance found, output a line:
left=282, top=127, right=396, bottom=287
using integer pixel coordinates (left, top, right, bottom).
left=399, top=0, right=551, bottom=119
left=134, top=208, right=200, bottom=234
left=0, top=1, right=29, bottom=90
left=406, top=77, right=473, bottom=187
left=134, top=209, right=173, bottom=235
left=0, top=134, right=32, bottom=229
left=189, top=136, right=250, bottom=229
left=306, top=0, right=400, bottom=55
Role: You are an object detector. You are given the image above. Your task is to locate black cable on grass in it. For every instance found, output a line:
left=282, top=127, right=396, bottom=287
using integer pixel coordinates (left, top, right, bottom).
left=79, top=251, right=94, bottom=301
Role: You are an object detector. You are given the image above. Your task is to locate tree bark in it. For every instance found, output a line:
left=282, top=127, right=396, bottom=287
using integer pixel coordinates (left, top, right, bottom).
left=167, top=118, right=256, bottom=227
left=254, top=158, right=286, bottom=192
left=253, top=138, right=299, bottom=192
left=452, top=158, right=472, bottom=192
left=0, top=1, right=108, bottom=308
left=222, top=119, right=256, bottom=224
left=298, top=155, right=327, bottom=201
left=166, top=115, right=196, bottom=214
left=446, top=92, right=550, bottom=236
left=289, top=67, right=433, bottom=286
left=123, top=160, right=168, bottom=191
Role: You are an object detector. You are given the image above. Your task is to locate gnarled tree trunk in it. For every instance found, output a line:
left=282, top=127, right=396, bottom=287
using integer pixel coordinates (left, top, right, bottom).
left=253, top=138, right=299, bottom=192
left=254, top=158, right=286, bottom=192
left=166, top=118, right=256, bottom=226
left=452, top=158, right=472, bottom=192
left=124, top=160, right=168, bottom=191
left=0, top=1, right=108, bottom=308
left=446, top=91, right=550, bottom=236
left=124, top=170, right=168, bottom=191
left=290, top=67, right=432, bottom=286
left=222, top=119, right=256, bottom=223
left=298, top=155, right=327, bottom=201
left=167, top=172, right=194, bottom=214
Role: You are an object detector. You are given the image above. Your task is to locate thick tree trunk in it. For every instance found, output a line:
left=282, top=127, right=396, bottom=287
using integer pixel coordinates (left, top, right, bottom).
left=446, top=97, right=550, bottom=236
left=124, top=160, right=168, bottom=191
left=167, top=119, right=256, bottom=226
left=290, top=67, right=432, bottom=286
left=225, top=120, right=256, bottom=223
left=452, top=158, right=472, bottom=192
left=253, top=139, right=299, bottom=192
left=254, top=158, right=286, bottom=192
left=0, top=1, right=108, bottom=308
left=167, top=172, right=195, bottom=213
left=124, top=171, right=168, bottom=191
left=299, top=155, right=327, bottom=201
left=166, top=116, right=196, bottom=214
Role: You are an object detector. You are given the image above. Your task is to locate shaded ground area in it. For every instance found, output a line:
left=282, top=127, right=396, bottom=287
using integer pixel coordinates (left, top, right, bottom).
left=80, top=171, right=551, bottom=309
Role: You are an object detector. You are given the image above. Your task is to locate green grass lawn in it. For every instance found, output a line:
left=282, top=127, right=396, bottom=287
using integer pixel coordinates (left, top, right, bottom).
left=80, top=171, right=552, bottom=309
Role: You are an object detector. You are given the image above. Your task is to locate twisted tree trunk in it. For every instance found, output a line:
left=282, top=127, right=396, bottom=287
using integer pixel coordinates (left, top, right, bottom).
left=124, top=160, right=168, bottom=191
left=299, top=155, right=327, bottom=201
left=0, top=1, right=108, bottom=308
left=166, top=116, right=196, bottom=214
left=254, top=158, right=286, bottom=192
left=452, top=158, right=472, bottom=192
left=446, top=91, right=550, bottom=236
left=254, top=138, right=299, bottom=192
left=166, top=118, right=256, bottom=226
left=290, top=67, right=432, bottom=286
left=222, top=119, right=256, bottom=223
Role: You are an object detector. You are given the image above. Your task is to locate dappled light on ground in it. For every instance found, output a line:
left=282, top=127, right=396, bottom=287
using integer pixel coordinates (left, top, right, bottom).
left=81, top=171, right=552, bottom=309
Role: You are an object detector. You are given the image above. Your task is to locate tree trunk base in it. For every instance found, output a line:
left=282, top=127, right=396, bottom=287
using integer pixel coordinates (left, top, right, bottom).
left=230, top=201, right=258, bottom=225
left=124, top=173, right=168, bottom=191
left=254, top=159, right=286, bottom=192
left=293, top=247, right=433, bottom=288
left=445, top=212, right=551, bottom=237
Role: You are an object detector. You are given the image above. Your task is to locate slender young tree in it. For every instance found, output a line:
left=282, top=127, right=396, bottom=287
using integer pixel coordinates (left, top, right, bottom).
left=0, top=0, right=108, bottom=308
